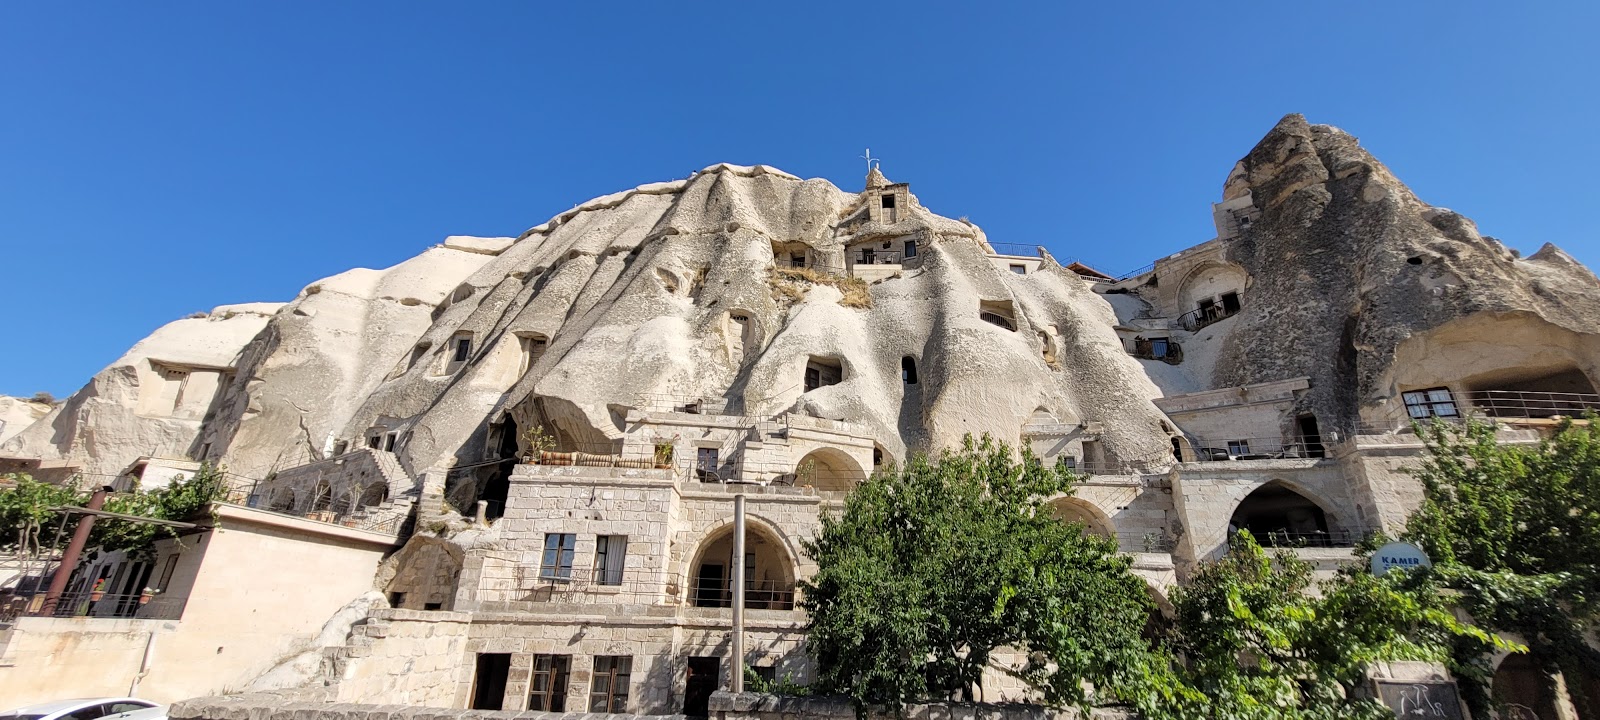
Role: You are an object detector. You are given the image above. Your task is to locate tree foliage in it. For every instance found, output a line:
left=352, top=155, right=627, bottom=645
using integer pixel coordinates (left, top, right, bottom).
left=1158, top=532, right=1500, bottom=720
left=1402, top=418, right=1600, bottom=716
left=0, top=464, right=228, bottom=562
left=800, top=435, right=1158, bottom=713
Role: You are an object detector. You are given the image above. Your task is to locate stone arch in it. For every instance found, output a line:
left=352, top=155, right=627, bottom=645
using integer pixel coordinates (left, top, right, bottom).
left=686, top=515, right=798, bottom=610
left=270, top=488, right=296, bottom=514
left=1175, top=261, right=1248, bottom=314
left=1046, top=496, right=1116, bottom=538
left=357, top=481, right=389, bottom=510
left=1228, top=479, right=1348, bottom=547
left=795, top=446, right=868, bottom=493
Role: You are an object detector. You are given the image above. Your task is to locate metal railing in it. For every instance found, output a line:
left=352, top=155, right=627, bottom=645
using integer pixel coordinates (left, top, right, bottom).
left=1458, top=390, right=1600, bottom=419
left=1113, top=262, right=1157, bottom=282
left=1176, top=303, right=1240, bottom=332
left=219, top=476, right=409, bottom=534
left=1113, top=531, right=1175, bottom=553
left=1242, top=529, right=1355, bottom=549
left=985, top=242, right=1044, bottom=258
left=1127, top=337, right=1183, bottom=363
left=3, top=590, right=188, bottom=622
left=854, top=251, right=901, bottom=265
left=686, top=580, right=796, bottom=610
left=1179, top=436, right=1328, bottom=462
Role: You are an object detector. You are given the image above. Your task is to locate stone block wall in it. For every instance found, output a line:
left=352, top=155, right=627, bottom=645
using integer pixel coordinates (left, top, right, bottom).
left=333, top=609, right=473, bottom=707
left=1169, top=460, right=1358, bottom=569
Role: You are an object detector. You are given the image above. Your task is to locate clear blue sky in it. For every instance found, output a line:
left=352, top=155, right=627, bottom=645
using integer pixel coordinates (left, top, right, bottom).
left=3, top=3, right=1596, bottom=398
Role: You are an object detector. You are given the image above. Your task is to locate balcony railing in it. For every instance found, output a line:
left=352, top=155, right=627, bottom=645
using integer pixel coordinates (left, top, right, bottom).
left=1457, top=390, right=1600, bottom=419
left=1128, top=337, right=1183, bottom=363
left=1177, top=303, right=1241, bottom=332
left=220, top=477, right=409, bottom=534
left=1180, top=435, right=1327, bottom=462
left=985, top=242, right=1044, bottom=258
left=3, top=590, right=188, bottom=623
left=686, top=580, right=796, bottom=610
left=1239, top=529, right=1355, bottom=549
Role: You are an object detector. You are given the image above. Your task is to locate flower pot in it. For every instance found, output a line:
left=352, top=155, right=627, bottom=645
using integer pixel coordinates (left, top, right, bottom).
left=90, top=591, right=105, bottom=602
left=139, top=594, right=153, bottom=605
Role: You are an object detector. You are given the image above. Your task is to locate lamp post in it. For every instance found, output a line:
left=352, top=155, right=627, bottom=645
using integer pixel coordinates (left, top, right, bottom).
left=731, top=493, right=746, bottom=694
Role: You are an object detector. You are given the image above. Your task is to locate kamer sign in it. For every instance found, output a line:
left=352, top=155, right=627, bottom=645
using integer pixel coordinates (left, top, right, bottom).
left=1370, top=541, right=1433, bottom=577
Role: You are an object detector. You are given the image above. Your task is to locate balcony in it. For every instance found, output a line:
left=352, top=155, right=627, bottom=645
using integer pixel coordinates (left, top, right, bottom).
left=1179, top=435, right=1327, bottom=462
left=1128, top=337, right=1183, bottom=364
left=686, top=580, right=796, bottom=610
left=1457, top=389, right=1600, bottom=420
left=1176, top=301, right=1241, bottom=332
left=4, top=590, right=188, bottom=623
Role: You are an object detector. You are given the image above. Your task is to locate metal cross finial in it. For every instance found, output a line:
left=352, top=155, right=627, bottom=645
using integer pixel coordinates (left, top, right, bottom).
left=862, top=148, right=879, bottom=172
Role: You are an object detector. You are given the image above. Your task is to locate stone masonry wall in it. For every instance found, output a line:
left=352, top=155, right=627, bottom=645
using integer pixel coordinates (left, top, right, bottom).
left=332, top=609, right=473, bottom=707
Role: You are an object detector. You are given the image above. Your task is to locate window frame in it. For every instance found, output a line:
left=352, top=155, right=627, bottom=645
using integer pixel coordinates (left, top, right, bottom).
left=540, top=533, right=577, bottom=580
left=595, top=535, right=628, bottom=586
left=588, top=655, right=633, bottom=713
left=1402, top=387, right=1460, bottom=419
left=529, top=654, right=571, bottom=712
left=1226, top=440, right=1251, bottom=456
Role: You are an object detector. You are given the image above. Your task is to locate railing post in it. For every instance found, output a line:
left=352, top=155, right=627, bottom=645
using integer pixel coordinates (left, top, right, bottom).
left=40, top=486, right=111, bottom=617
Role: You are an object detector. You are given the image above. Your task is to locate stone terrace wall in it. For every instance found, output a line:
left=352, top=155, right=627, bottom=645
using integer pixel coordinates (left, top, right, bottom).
left=168, top=692, right=1132, bottom=720
left=709, top=692, right=1136, bottom=720
left=332, top=609, right=473, bottom=707
left=170, top=695, right=683, bottom=720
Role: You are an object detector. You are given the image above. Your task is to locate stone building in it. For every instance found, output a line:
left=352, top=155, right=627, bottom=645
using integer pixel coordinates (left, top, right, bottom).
left=3, top=115, right=1599, bottom=713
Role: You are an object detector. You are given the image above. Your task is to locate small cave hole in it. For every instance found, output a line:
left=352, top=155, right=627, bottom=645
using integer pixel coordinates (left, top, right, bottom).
left=1406, top=256, right=1423, bottom=265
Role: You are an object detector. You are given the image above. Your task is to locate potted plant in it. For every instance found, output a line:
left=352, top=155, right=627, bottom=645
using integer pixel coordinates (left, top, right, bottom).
left=653, top=440, right=676, bottom=469
left=90, top=578, right=107, bottom=602
left=139, top=587, right=158, bottom=605
left=520, top=425, right=557, bottom=464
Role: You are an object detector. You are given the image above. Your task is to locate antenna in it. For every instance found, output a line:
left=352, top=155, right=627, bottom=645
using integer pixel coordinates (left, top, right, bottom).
left=861, top=148, right=879, bottom=172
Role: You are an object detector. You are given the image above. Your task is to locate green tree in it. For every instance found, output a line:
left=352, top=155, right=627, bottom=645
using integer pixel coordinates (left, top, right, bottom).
left=0, top=473, right=85, bottom=557
left=89, top=462, right=228, bottom=558
left=1403, top=418, right=1600, bottom=716
left=1160, top=532, right=1499, bottom=720
left=799, top=435, right=1165, bottom=714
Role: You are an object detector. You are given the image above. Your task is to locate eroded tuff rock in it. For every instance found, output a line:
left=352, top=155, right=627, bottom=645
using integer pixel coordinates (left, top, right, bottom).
left=5, top=163, right=1172, bottom=486
left=1209, top=114, right=1600, bottom=431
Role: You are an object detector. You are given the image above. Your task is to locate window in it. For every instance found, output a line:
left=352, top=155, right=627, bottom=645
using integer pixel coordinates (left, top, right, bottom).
left=155, top=554, right=179, bottom=591
left=1009, top=264, right=1027, bottom=274
left=388, top=591, right=406, bottom=607
left=383, top=433, right=397, bottom=452
left=1403, top=388, right=1459, bottom=419
left=1150, top=338, right=1169, bottom=358
left=589, top=656, right=633, bottom=713
left=1221, top=291, right=1241, bottom=314
left=518, top=333, right=549, bottom=375
left=804, top=357, right=843, bottom=392
left=529, top=654, right=570, bottom=712
left=903, top=240, right=917, bottom=258
left=367, top=435, right=382, bottom=449
left=1227, top=440, right=1251, bottom=456
left=881, top=194, right=895, bottom=209
left=423, top=601, right=442, bottom=611
left=901, top=356, right=918, bottom=384
left=595, top=535, right=628, bottom=585
left=752, top=665, right=777, bottom=684
left=454, top=336, right=472, bottom=362
left=980, top=312, right=1015, bottom=331
left=696, top=448, right=719, bottom=482
left=540, top=533, right=576, bottom=579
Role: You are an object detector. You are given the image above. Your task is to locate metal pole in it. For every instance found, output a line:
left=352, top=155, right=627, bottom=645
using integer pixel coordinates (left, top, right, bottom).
left=41, top=485, right=111, bottom=616
left=731, top=493, right=746, bottom=694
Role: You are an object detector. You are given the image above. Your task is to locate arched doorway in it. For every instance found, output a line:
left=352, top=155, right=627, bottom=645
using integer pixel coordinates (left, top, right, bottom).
left=687, top=519, right=797, bottom=610
left=1494, top=654, right=1561, bottom=720
left=1046, top=497, right=1116, bottom=539
left=795, top=447, right=868, bottom=494
left=358, top=481, right=389, bottom=510
left=1229, top=481, right=1345, bottom=547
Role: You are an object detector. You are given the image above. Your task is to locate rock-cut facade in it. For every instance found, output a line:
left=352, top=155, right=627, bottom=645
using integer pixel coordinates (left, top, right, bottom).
left=4, top=114, right=1600, bottom=712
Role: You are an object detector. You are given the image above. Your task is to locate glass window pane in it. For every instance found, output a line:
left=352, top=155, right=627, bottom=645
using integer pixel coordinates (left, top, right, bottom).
left=1435, top=402, right=1458, bottom=417
left=1402, top=391, right=1424, bottom=405
left=1407, top=405, right=1431, bottom=419
left=1427, top=389, right=1453, bottom=403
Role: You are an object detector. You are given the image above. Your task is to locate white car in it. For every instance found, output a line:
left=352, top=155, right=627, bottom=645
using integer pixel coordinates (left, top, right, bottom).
left=0, top=698, right=161, bottom=720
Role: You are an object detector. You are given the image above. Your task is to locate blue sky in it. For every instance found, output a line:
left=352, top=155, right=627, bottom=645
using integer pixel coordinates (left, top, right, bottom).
left=2, top=3, right=1596, bottom=397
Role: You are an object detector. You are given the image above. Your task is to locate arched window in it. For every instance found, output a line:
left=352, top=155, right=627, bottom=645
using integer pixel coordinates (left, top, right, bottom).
left=901, top=356, right=918, bottom=384
left=1229, top=482, right=1347, bottom=547
left=687, top=519, right=798, bottom=610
